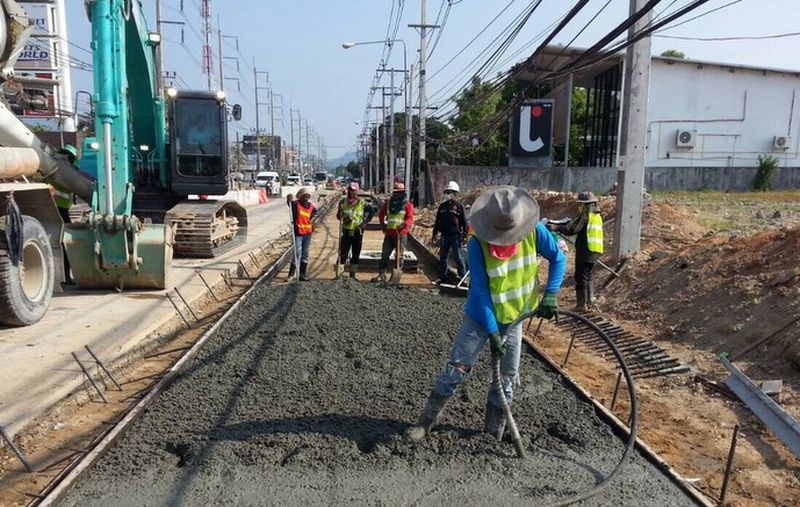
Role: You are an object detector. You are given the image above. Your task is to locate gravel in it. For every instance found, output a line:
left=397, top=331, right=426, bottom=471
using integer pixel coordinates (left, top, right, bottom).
left=63, top=279, right=697, bottom=506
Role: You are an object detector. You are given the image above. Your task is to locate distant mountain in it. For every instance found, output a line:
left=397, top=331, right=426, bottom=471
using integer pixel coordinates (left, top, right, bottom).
left=325, top=151, right=357, bottom=171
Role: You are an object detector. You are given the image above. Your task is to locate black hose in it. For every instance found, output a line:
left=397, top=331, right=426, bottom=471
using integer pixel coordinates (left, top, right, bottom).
left=500, top=308, right=639, bottom=507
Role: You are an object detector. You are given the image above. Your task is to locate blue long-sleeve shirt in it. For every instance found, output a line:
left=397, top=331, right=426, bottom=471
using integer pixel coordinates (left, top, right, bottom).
left=465, top=222, right=566, bottom=334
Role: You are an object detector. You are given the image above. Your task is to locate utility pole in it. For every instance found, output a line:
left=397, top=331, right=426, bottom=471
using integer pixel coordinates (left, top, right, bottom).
left=613, top=0, right=652, bottom=261
left=290, top=108, right=298, bottom=173
left=217, top=16, right=224, bottom=92
left=155, top=0, right=164, bottom=96
left=200, top=0, right=213, bottom=90
left=409, top=0, right=438, bottom=204
left=254, top=66, right=261, bottom=172
left=405, top=64, right=414, bottom=200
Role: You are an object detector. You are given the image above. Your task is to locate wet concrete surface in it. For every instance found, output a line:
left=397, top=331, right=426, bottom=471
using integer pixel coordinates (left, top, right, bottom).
left=62, top=280, right=698, bottom=506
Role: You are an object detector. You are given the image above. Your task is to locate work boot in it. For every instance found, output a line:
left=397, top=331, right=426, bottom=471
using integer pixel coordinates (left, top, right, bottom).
left=287, top=263, right=296, bottom=280
left=371, top=270, right=386, bottom=283
left=299, top=262, right=310, bottom=281
left=405, top=390, right=449, bottom=441
left=349, top=263, right=358, bottom=279
left=587, top=284, right=595, bottom=309
left=484, top=400, right=506, bottom=441
left=574, top=288, right=587, bottom=313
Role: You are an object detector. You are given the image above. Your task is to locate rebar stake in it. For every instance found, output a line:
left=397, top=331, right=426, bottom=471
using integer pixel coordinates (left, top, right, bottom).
left=238, top=259, right=252, bottom=278
left=610, top=371, right=623, bottom=411
left=173, top=288, right=200, bottom=322
left=198, top=272, right=220, bottom=302
left=84, top=345, right=123, bottom=391
left=719, top=424, right=740, bottom=506
left=71, top=352, right=108, bottom=403
left=221, top=272, right=233, bottom=292
left=165, top=293, right=192, bottom=329
left=0, top=424, right=33, bottom=472
left=562, top=331, right=578, bottom=368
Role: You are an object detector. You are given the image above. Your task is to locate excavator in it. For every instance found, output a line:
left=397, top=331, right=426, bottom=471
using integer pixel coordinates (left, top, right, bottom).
left=0, top=0, right=247, bottom=325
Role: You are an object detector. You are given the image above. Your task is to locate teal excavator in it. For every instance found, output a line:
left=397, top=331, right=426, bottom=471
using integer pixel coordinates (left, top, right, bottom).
left=64, top=0, right=247, bottom=289
left=0, top=0, right=246, bottom=325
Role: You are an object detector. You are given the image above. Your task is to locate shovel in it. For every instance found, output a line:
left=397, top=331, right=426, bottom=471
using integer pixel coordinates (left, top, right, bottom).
left=389, top=233, right=403, bottom=285
left=333, top=216, right=344, bottom=279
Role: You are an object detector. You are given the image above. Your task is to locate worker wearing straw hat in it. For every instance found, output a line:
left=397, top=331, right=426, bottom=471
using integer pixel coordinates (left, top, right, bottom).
left=407, top=186, right=566, bottom=442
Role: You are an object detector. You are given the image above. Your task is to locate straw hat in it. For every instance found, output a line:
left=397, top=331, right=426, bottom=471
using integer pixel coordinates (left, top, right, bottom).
left=470, top=186, right=539, bottom=246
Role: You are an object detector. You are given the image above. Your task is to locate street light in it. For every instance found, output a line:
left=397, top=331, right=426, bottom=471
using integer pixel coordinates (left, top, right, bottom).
left=343, top=38, right=412, bottom=200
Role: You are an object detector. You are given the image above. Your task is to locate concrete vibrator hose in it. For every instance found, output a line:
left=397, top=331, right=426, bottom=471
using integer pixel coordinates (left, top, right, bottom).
left=494, top=308, right=639, bottom=507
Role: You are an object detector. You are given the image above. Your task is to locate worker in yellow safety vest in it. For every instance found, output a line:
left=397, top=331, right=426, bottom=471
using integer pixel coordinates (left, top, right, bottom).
left=54, top=145, right=79, bottom=284
left=373, top=181, right=413, bottom=282
left=549, top=191, right=604, bottom=312
left=406, top=186, right=566, bottom=443
left=336, top=181, right=376, bottom=279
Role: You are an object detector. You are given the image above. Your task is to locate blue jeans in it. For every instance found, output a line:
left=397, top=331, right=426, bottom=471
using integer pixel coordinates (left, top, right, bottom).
left=438, top=234, right=466, bottom=280
left=433, top=316, right=522, bottom=407
left=293, top=234, right=311, bottom=264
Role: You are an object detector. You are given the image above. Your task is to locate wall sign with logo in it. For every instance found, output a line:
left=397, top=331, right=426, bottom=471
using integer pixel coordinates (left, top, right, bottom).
left=509, top=99, right=554, bottom=166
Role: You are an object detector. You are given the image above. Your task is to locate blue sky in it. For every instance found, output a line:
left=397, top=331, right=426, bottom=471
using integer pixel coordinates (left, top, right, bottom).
left=64, top=0, right=800, bottom=159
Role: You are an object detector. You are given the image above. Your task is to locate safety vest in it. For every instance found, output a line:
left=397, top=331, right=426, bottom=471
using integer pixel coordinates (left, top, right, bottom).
left=340, top=198, right=365, bottom=232
left=478, top=232, right=539, bottom=325
left=386, top=201, right=406, bottom=230
left=587, top=212, right=604, bottom=254
left=295, top=202, right=315, bottom=235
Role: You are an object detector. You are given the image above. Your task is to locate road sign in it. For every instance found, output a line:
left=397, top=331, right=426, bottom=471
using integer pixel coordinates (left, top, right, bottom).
left=509, top=99, right=554, bottom=163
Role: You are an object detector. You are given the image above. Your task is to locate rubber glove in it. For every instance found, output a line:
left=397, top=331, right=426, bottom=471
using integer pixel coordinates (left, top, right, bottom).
left=488, top=332, right=507, bottom=358
left=537, top=293, right=558, bottom=319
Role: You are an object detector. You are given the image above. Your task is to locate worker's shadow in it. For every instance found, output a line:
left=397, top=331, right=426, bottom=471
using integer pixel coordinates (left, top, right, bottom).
left=201, top=413, right=405, bottom=454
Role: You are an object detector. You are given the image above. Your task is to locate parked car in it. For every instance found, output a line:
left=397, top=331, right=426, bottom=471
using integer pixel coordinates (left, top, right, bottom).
left=286, top=173, right=301, bottom=186
left=303, top=177, right=313, bottom=186
left=255, top=171, right=281, bottom=196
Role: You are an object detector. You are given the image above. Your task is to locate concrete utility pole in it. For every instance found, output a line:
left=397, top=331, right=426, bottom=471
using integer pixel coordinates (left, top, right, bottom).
left=410, top=0, right=438, bottom=204
left=254, top=66, right=261, bottom=172
left=217, top=17, right=224, bottom=92
left=290, top=108, right=298, bottom=172
left=612, top=0, right=652, bottom=261
left=406, top=64, right=414, bottom=200
left=155, top=0, right=164, bottom=96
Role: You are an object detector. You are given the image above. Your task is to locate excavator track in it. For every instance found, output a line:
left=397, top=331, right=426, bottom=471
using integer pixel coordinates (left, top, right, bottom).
left=165, top=200, right=248, bottom=258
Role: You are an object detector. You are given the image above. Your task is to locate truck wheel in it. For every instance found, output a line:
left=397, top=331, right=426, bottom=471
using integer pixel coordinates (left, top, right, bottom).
left=0, top=215, right=54, bottom=326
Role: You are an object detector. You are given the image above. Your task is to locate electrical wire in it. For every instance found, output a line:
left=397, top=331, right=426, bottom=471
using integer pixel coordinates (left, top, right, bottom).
left=654, top=31, right=800, bottom=41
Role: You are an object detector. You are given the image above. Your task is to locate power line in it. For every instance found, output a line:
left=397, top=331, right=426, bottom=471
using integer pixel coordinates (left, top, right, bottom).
left=654, top=31, right=800, bottom=41
left=654, top=0, right=742, bottom=33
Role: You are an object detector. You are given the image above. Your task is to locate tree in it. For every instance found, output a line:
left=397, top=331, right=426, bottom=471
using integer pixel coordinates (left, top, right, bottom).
left=660, top=49, right=686, bottom=59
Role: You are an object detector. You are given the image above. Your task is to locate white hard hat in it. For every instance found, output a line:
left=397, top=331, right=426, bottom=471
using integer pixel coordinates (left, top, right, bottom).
left=445, top=181, right=460, bottom=193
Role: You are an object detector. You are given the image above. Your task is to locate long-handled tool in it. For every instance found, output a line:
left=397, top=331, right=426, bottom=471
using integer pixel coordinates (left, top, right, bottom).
left=287, top=194, right=299, bottom=282
left=389, top=233, right=403, bottom=285
left=333, top=215, right=344, bottom=279
left=439, top=270, right=470, bottom=297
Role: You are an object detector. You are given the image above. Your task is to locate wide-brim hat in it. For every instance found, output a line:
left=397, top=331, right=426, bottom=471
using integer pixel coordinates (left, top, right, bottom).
left=297, top=187, right=311, bottom=198
left=392, top=182, right=405, bottom=192
left=576, top=191, right=598, bottom=203
left=470, top=186, right=539, bottom=246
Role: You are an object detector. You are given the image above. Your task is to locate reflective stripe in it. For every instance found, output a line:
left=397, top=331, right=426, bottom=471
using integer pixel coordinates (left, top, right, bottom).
left=486, top=254, right=537, bottom=278
left=490, top=279, right=538, bottom=305
left=587, top=212, right=604, bottom=254
left=386, top=211, right=405, bottom=229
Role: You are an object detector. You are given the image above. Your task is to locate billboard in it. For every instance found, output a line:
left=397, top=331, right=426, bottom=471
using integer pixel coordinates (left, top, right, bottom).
left=242, top=135, right=281, bottom=159
left=17, top=3, right=54, bottom=70
left=509, top=99, right=554, bottom=166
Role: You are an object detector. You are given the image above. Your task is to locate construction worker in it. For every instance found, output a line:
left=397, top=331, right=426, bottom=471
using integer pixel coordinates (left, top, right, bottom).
left=431, top=180, right=468, bottom=284
left=288, top=187, right=317, bottom=281
left=336, top=181, right=375, bottom=279
left=407, top=186, right=566, bottom=442
left=373, top=181, right=413, bottom=282
left=549, top=191, right=603, bottom=312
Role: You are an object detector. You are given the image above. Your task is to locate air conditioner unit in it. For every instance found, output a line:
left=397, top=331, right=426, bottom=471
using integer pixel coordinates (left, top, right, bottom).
left=774, top=135, right=791, bottom=150
left=675, top=129, right=696, bottom=148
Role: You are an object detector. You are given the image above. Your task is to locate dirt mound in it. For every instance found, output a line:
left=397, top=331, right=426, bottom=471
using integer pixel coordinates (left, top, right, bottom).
left=63, top=280, right=694, bottom=506
left=605, top=225, right=800, bottom=369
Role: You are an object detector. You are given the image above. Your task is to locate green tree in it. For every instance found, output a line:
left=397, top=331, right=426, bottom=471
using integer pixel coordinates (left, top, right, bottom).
left=660, top=49, right=686, bottom=59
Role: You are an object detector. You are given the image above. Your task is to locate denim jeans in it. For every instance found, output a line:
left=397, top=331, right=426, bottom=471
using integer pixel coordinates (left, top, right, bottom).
left=433, top=316, right=522, bottom=407
left=339, top=230, right=363, bottom=264
left=438, top=233, right=466, bottom=280
left=294, top=234, right=311, bottom=264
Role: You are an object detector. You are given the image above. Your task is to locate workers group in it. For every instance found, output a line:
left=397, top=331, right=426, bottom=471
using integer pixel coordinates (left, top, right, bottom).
left=288, top=182, right=605, bottom=444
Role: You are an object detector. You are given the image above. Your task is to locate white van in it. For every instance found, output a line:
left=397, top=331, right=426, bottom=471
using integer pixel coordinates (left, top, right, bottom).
left=286, top=173, right=302, bottom=186
left=255, top=171, right=281, bottom=196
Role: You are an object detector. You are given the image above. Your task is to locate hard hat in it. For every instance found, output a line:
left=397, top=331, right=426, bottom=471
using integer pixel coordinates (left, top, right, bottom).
left=392, top=181, right=405, bottom=192
left=444, top=181, right=460, bottom=193
left=576, top=191, right=598, bottom=203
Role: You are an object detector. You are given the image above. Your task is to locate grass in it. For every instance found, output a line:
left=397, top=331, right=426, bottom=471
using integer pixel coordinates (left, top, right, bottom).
left=655, top=190, right=800, bottom=203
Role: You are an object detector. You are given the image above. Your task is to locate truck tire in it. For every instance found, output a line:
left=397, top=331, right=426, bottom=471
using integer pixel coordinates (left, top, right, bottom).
left=0, top=215, right=54, bottom=326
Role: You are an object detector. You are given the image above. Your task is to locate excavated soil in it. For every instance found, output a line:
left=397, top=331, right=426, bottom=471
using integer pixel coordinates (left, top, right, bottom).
left=61, top=280, right=695, bottom=506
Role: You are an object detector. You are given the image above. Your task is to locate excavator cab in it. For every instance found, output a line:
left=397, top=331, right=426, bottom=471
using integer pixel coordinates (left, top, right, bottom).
left=168, top=90, right=230, bottom=196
